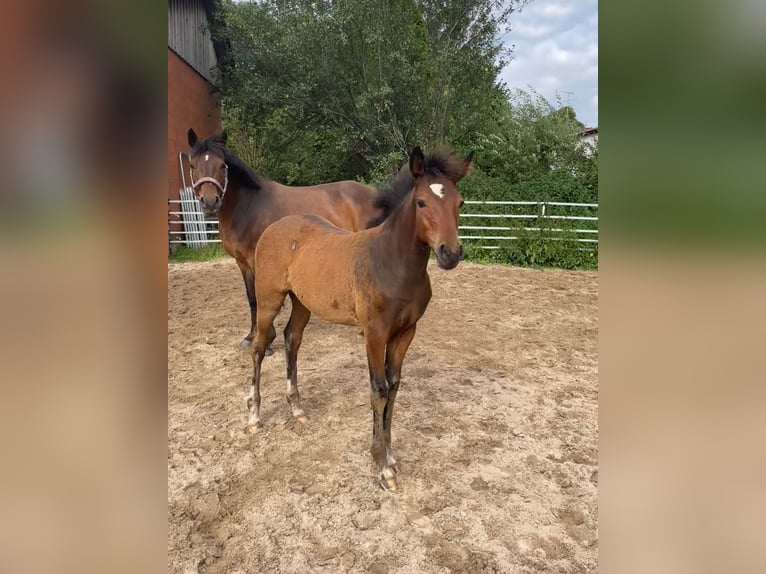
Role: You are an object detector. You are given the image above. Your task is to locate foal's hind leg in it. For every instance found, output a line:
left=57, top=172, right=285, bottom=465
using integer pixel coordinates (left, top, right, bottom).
left=284, top=293, right=311, bottom=423
left=384, top=324, right=417, bottom=471
left=247, top=291, right=287, bottom=430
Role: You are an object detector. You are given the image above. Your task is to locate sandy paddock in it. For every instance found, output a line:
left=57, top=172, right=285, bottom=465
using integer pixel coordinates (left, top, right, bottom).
left=168, top=258, right=598, bottom=573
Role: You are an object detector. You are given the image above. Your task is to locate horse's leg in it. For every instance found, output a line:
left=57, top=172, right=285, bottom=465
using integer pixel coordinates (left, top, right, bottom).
left=384, top=324, right=417, bottom=472
left=365, top=328, right=396, bottom=490
left=284, top=293, right=311, bottom=423
left=246, top=291, right=286, bottom=430
left=237, top=262, right=276, bottom=355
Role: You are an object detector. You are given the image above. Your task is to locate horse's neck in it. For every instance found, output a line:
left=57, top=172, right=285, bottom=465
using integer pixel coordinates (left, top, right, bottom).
left=378, top=198, right=430, bottom=276
left=219, top=178, right=268, bottom=235
left=216, top=182, right=237, bottom=228
left=220, top=175, right=265, bottom=211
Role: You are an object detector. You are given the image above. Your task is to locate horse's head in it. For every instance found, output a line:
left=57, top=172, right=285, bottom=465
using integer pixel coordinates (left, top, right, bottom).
left=410, top=146, right=473, bottom=270
left=186, top=128, right=229, bottom=216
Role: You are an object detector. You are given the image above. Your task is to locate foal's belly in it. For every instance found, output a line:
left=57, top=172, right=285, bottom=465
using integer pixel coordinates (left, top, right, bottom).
left=291, top=282, right=359, bottom=326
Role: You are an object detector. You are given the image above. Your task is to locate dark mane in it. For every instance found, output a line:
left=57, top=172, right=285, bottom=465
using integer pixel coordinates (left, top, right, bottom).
left=366, top=146, right=466, bottom=228
left=190, top=134, right=263, bottom=190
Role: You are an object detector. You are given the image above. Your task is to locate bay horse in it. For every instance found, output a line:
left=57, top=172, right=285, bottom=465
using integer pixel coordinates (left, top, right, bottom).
left=185, top=128, right=382, bottom=353
left=247, top=145, right=473, bottom=490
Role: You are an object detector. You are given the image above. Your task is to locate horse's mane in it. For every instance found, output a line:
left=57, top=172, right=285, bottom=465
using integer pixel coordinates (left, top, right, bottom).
left=366, top=146, right=466, bottom=228
left=190, top=134, right=263, bottom=190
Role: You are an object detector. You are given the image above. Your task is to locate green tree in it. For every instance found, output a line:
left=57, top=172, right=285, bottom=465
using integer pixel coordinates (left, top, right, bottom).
left=212, top=0, right=528, bottom=183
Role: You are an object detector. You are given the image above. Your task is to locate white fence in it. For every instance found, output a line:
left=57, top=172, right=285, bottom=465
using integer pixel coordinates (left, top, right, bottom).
left=458, top=200, right=598, bottom=250
left=167, top=195, right=598, bottom=250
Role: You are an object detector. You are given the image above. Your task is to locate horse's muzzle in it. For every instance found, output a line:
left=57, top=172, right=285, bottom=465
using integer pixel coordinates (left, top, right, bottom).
left=199, top=194, right=221, bottom=216
left=435, top=243, right=463, bottom=270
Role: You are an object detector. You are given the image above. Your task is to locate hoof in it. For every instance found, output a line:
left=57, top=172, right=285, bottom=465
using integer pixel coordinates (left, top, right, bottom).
left=296, top=414, right=309, bottom=424
left=247, top=414, right=263, bottom=431
left=379, top=474, right=398, bottom=491
left=264, top=347, right=274, bottom=357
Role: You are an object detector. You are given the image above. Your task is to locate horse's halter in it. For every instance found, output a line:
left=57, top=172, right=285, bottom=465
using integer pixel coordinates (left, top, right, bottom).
left=189, top=155, right=229, bottom=198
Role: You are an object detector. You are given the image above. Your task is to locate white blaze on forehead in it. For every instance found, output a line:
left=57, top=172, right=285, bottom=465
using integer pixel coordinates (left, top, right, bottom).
left=429, top=183, right=445, bottom=199
left=204, top=154, right=209, bottom=162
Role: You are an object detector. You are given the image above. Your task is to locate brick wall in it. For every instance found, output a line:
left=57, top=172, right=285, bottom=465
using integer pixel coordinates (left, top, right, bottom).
left=167, top=48, right=221, bottom=247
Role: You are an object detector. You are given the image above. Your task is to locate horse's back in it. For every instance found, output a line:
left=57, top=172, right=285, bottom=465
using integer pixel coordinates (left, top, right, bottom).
left=222, top=180, right=380, bottom=266
left=256, top=214, right=360, bottom=325
left=259, top=213, right=350, bottom=243
left=272, top=181, right=378, bottom=232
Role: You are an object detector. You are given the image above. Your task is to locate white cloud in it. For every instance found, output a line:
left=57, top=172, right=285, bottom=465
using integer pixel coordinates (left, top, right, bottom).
left=513, top=23, right=554, bottom=39
left=539, top=3, right=575, bottom=19
left=540, top=75, right=561, bottom=88
left=545, top=43, right=576, bottom=65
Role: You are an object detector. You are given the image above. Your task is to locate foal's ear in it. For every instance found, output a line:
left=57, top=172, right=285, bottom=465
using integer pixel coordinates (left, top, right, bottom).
left=187, top=128, right=198, bottom=147
left=409, top=146, right=425, bottom=179
left=458, top=151, right=475, bottom=181
left=220, top=130, right=228, bottom=144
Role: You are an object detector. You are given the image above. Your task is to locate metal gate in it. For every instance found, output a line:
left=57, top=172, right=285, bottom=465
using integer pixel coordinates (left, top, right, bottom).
left=168, top=152, right=221, bottom=248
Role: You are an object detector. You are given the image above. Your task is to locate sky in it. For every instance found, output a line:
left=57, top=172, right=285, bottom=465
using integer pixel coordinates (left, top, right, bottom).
left=499, top=0, right=598, bottom=128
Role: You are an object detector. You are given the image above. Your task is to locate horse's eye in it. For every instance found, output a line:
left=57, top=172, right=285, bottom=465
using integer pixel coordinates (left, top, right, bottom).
left=416, top=199, right=426, bottom=208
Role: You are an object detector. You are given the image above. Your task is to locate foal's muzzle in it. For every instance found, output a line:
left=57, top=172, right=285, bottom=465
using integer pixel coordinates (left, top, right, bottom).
left=435, top=243, right=463, bottom=270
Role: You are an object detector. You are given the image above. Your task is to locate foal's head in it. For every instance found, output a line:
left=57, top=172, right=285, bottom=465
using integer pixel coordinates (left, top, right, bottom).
left=409, top=146, right=473, bottom=270
left=186, top=128, right=229, bottom=216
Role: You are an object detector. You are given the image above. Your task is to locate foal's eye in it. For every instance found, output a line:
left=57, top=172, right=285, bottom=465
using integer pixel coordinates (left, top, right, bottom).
left=416, top=199, right=426, bottom=208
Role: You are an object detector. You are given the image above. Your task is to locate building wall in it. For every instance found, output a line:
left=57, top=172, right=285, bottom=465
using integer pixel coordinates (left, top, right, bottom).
left=168, top=47, right=221, bottom=204
left=168, top=0, right=218, bottom=82
left=580, top=133, right=598, bottom=157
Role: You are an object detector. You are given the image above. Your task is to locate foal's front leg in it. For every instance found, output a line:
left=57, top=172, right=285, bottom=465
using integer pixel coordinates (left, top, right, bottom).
left=383, top=324, right=417, bottom=471
left=365, top=330, right=396, bottom=490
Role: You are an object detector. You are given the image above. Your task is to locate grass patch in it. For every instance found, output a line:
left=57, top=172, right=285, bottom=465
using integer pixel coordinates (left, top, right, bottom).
left=169, top=243, right=227, bottom=262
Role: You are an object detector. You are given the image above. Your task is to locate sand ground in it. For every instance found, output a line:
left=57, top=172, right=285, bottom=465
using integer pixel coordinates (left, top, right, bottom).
left=168, top=258, right=598, bottom=573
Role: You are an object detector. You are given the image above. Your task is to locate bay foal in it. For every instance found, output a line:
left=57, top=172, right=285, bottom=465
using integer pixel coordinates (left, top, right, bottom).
left=247, top=146, right=472, bottom=490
